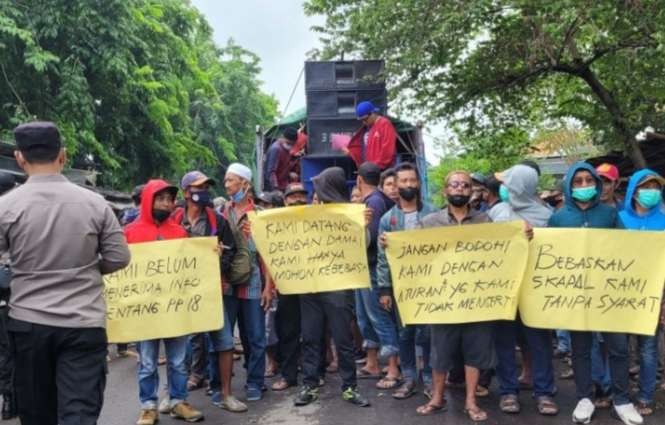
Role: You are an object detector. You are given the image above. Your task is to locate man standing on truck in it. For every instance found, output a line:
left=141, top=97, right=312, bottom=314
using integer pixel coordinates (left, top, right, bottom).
left=344, top=101, right=397, bottom=170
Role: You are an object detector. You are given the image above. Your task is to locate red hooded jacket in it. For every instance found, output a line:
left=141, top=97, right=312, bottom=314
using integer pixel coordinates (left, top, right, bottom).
left=347, top=116, right=397, bottom=170
left=124, top=179, right=187, bottom=244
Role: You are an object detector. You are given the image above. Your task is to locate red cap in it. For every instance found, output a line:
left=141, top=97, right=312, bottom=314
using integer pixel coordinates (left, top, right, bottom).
left=596, top=163, right=619, bottom=181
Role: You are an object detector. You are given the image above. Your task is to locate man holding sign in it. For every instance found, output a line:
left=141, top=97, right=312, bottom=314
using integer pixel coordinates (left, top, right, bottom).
left=125, top=179, right=204, bottom=425
left=415, top=170, right=494, bottom=422
left=547, top=162, right=642, bottom=425
left=377, top=162, right=438, bottom=400
left=494, top=164, right=558, bottom=416
left=292, top=167, right=371, bottom=408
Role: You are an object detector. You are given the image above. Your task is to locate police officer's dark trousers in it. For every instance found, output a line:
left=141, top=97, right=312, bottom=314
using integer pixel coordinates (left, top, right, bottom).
left=8, top=319, right=108, bottom=425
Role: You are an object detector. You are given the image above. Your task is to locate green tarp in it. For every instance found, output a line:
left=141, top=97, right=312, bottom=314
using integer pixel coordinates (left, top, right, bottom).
left=265, top=106, right=416, bottom=138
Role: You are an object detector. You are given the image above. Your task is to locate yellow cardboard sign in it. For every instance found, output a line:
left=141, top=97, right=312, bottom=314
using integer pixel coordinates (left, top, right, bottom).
left=386, top=221, right=528, bottom=324
left=103, top=237, right=223, bottom=343
left=249, top=204, right=370, bottom=294
left=520, top=228, right=665, bottom=336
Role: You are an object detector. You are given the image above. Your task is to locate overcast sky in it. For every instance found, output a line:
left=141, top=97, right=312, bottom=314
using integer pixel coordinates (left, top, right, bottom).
left=190, top=0, right=442, bottom=162
left=191, top=0, right=321, bottom=117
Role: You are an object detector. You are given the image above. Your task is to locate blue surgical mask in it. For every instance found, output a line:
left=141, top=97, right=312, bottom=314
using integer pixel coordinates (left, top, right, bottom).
left=572, top=186, right=597, bottom=202
left=190, top=190, right=211, bottom=206
left=499, top=185, right=510, bottom=203
left=231, top=189, right=246, bottom=203
left=636, top=188, right=662, bottom=209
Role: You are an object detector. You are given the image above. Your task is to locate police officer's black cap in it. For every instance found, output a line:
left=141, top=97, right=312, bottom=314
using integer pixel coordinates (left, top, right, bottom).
left=13, top=121, right=62, bottom=151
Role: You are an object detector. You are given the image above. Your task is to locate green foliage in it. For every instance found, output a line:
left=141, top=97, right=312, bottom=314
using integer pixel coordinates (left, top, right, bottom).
left=0, top=0, right=277, bottom=188
left=305, top=0, right=665, bottom=167
left=428, top=126, right=530, bottom=205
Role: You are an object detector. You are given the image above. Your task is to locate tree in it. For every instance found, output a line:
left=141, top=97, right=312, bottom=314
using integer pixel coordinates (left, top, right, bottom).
left=0, top=0, right=277, bottom=188
left=305, top=0, right=665, bottom=167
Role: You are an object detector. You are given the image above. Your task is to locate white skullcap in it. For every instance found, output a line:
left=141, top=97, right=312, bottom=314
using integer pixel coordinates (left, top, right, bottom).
left=226, top=163, right=252, bottom=182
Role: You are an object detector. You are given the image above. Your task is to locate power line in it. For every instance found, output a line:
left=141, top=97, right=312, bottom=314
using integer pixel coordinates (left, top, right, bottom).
left=282, top=66, right=304, bottom=117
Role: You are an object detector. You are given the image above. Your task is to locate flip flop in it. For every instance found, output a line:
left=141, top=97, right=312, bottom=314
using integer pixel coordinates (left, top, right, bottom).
left=376, top=376, right=401, bottom=390
left=271, top=378, right=292, bottom=391
left=416, top=401, right=447, bottom=416
left=392, top=381, right=416, bottom=400
left=464, top=406, right=488, bottom=422
left=356, top=368, right=382, bottom=379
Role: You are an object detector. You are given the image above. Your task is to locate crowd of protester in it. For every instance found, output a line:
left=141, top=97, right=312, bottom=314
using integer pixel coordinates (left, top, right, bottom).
left=0, top=118, right=664, bottom=425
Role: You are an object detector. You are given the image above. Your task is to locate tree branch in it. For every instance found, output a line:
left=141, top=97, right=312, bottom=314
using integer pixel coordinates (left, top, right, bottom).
left=0, top=63, right=31, bottom=117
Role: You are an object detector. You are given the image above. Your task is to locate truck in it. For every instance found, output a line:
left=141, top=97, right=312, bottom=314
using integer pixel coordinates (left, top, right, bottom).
left=255, top=60, right=429, bottom=199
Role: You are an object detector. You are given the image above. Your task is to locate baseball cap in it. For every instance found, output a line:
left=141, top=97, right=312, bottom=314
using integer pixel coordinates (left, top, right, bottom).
left=471, top=172, right=487, bottom=186
left=180, top=171, right=215, bottom=190
left=13, top=121, right=62, bottom=151
left=358, top=162, right=382, bottom=185
left=638, top=173, right=665, bottom=187
left=284, top=182, right=307, bottom=198
left=596, top=163, right=619, bottom=181
left=356, top=101, right=379, bottom=119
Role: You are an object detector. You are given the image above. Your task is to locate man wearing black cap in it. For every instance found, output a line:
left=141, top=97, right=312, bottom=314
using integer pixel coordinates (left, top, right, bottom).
left=470, top=172, right=489, bottom=211
left=354, top=162, right=400, bottom=389
left=266, top=128, right=299, bottom=191
left=0, top=121, right=131, bottom=425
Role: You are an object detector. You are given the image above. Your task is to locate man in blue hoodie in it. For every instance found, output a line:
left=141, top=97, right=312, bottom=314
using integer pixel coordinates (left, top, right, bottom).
left=618, top=169, right=665, bottom=417
left=548, top=161, right=642, bottom=425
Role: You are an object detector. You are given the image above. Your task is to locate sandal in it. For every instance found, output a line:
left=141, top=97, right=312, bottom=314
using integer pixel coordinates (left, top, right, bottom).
left=416, top=400, right=447, bottom=415
left=636, top=401, right=653, bottom=416
left=536, top=396, right=559, bottom=416
left=475, top=385, right=489, bottom=397
left=464, top=406, right=488, bottom=422
left=392, top=380, right=416, bottom=400
left=518, top=378, right=533, bottom=389
left=499, top=394, right=521, bottom=414
left=594, top=397, right=612, bottom=409
left=376, top=376, right=400, bottom=390
left=423, top=384, right=433, bottom=400
left=356, top=368, right=382, bottom=379
left=271, top=378, right=293, bottom=391
left=187, top=377, right=205, bottom=391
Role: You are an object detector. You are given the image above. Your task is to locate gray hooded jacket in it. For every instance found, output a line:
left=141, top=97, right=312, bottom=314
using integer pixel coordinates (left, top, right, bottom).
left=502, top=164, right=551, bottom=227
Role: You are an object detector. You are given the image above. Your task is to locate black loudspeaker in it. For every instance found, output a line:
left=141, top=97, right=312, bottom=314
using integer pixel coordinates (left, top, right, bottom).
left=306, top=89, right=387, bottom=118
left=305, top=60, right=387, bottom=154
left=305, top=61, right=385, bottom=91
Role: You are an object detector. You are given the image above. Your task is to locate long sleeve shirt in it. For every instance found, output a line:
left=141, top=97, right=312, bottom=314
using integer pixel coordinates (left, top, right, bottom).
left=0, top=174, right=130, bottom=328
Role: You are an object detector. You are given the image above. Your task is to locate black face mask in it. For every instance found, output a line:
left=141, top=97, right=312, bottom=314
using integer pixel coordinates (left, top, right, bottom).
left=398, top=186, right=419, bottom=202
left=287, top=200, right=307, bottom=206
left=446, top=194, right=470, bottom=207
left=152, top=208, right=171, bottom=223
left=190, top=190, right=211, bottom=206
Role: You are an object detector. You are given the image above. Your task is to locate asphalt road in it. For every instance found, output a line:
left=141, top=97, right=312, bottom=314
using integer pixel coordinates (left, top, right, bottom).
left=5, top=348, right=664, bottom=425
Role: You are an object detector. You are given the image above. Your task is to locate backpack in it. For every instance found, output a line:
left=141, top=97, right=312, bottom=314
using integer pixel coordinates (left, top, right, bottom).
left=221, top=203, right=252, bottom=286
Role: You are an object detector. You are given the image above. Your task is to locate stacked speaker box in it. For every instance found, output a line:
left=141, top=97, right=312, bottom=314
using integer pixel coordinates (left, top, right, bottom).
left=305, top=60, right=387, bottom=155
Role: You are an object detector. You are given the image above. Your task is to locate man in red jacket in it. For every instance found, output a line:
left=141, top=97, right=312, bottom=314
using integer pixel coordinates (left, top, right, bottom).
left=124, top=179, right=204, bottom=425
left=344, top=101, right=397, bottom=170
